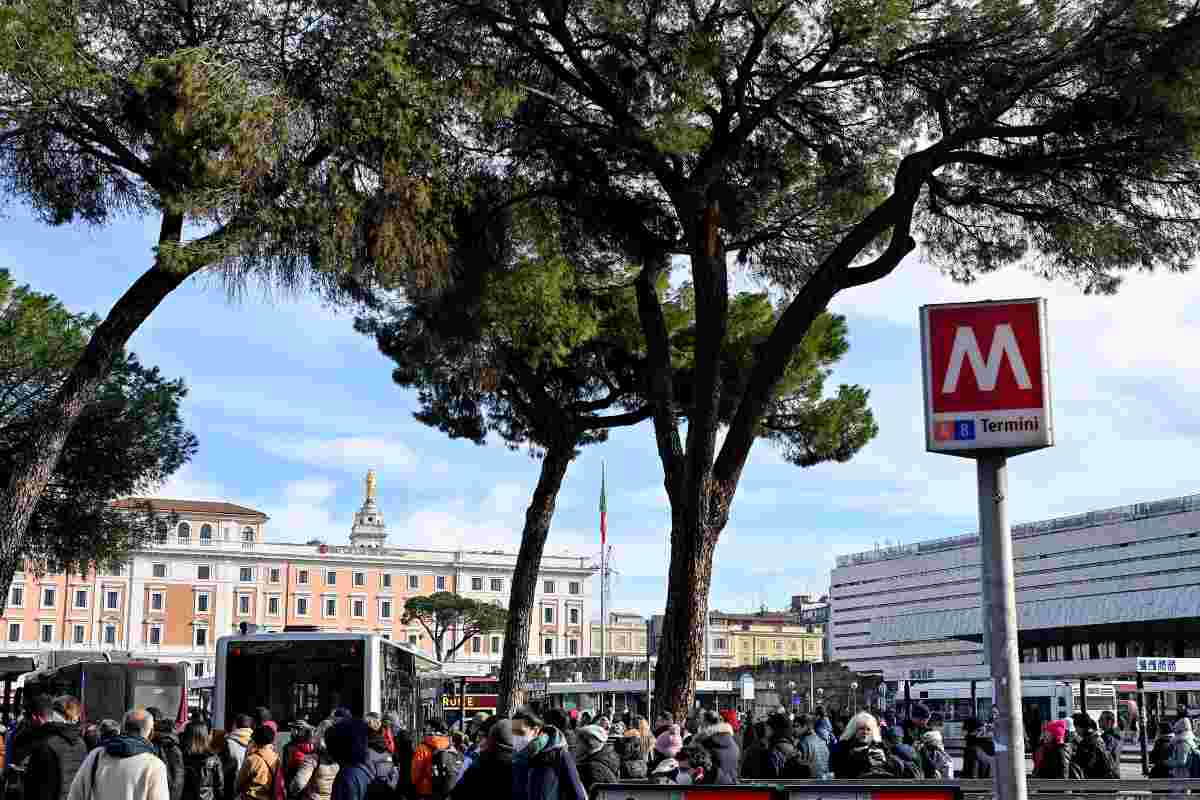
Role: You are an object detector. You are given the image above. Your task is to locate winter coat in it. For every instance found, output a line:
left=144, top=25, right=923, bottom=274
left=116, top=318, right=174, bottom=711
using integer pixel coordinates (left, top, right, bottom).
left=697, top=723, right=740, bottom=784
left=745, top=735, right=794, bottom=780
left=1150, top=734, right=1174, bottom=778
left=67, top=734, right=170, bottom=800
left=326, top=720, right=372, bottom=800
left=410, top=734, right=451, bottom=797
left=1074, top=732, right=1119, bottom=779
left=225, top=731, right=253, bottom=773
left=961, top=734, right=995, bottom=779
left=365, top=735, right=398, bottom=794
left=1032, top=743, right=1071, bottom=779
left=1101, top=729, right=1122, bottom=767
left=290, top=752, right=339, bottom=800
left=237, top=744, right=279, bottom=800
left=790, top=732, right=830, bottom=780
left=157, top=732, right=186, bottom=800
left=919, top=742, right=953, bottom=780
left=12, top=721, right=88, bottom=800
left=575, top=743, right=619, bottom=792
left=883, top=739, right=922, bottom=778
left=182, top=752, right=225, bottom=800
left=1167, top=730, right=1198, bottom=779
left=831, top=742, right=895, bottom=779
left=613, top=735, right=647, bottom=780
left=813, top=718, right=835, bottom=748
left=450, top=747, right=513, bottom=800
left=512, top=726, right=587, bottom=800
left=216, top=749, right=238, bottom=800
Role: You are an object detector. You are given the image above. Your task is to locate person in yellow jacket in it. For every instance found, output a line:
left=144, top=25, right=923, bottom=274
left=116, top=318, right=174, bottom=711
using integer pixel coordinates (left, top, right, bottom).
left=236, top=726, right=279, bottom=800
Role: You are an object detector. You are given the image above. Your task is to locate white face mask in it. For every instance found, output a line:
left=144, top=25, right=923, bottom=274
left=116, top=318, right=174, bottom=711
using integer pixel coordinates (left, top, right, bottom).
left=676, top=772, right=694, bottom=785
left=511, top=734, right=532, bottom=750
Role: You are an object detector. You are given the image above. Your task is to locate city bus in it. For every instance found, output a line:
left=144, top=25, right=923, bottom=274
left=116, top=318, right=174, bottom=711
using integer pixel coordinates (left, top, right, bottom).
left=21, top=660, right=188, bottom=727
left=213, top=632, right=441, bottom=731
left=904, top=679, right=1074, bottom=739
left=441, top=676, right=500, bottom=727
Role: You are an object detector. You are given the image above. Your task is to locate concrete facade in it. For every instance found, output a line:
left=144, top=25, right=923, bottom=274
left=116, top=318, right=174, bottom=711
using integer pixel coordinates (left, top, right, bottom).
left=830, top=493, right=1200, bottom=675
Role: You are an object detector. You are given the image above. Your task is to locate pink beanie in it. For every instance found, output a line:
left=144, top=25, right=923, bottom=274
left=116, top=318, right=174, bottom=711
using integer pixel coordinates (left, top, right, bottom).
left=655, top=724, right=683, bottom=757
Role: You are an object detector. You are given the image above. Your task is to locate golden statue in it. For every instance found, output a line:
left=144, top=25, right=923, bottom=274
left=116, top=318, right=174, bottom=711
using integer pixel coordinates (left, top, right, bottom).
left=365, top=469, right=377, bottom=502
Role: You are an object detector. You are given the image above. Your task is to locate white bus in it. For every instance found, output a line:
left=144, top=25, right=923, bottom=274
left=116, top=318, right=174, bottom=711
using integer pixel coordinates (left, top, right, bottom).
left=905, top=679, right=1117, bottom=739
left=213, top=632, right=441, bottom=731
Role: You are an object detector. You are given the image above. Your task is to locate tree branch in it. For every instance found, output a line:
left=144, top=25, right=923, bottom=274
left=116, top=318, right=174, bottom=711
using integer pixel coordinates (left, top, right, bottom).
left=635, top=263, right=684, bottom=498
left=578, top=405, right=653, bottom=431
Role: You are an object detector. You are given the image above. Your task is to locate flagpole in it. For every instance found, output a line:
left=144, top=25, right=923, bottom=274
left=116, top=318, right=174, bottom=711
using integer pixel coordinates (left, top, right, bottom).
left=600, top=463, right=607, bottom=684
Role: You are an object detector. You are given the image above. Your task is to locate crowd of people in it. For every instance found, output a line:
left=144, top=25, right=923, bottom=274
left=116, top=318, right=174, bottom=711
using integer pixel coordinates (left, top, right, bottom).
left=3, top=694, right=1196, bottom=800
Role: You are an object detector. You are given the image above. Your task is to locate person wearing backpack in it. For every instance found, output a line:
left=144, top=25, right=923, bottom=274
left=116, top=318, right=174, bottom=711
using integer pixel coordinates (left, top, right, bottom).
left=450, top=720, right=514, bottom=800
left=411, top=719, right=457, bottom=799
left=1072, top=715, right=1118, bottom=779
left=181, top=722, right=224, bottom=800
left=363, top=717, right=398, bottom=800
left=326, top=720, right=371, bottom=800
left=236, top=727, right=279, bottom=800
left=289, top=721, right=339, bottom=800
left=1167, top=717, right=1198, bottom=779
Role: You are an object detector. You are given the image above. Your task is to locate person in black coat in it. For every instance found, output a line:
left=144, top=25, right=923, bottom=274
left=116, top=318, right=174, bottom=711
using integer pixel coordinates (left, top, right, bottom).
left=544, top=711, right=578, bottom=759
left=573, top=726, right=619, bottom=792
left=961, top=718, right=995, bottom=779
left=151, top=714, right=186, bottom=800
left=831, top=713, right=895, bottom=779
left=696, top=722, right=740, bottom=784
left=451, top=720, right=515, bottom=800
left=10, top=694, right=87, bottom=800
left=180, top=722, right=225, bottom=800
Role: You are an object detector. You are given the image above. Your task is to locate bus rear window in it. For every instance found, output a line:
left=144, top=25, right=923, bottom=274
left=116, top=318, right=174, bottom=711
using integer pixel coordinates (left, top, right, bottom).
left=224, top=639, right=366, bottom=727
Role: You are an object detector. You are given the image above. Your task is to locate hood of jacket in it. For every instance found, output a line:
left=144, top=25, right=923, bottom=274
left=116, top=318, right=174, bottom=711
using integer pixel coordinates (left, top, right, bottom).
left=156, top=731, right=180, bottom=749
left=24, top=721, right=83, bottom=750
left=421, top=734, right=451, bottom=751
left=367, top=732, right=391, bottom=754
left=105, top=734, right=159, bottom=759
left=227, top=728, right=253, bottom=747
left=519, top=725, right=569, bottom=766
left=578, top=742, right=620, bottom=772
left=704, top=724, right=737, bottom=748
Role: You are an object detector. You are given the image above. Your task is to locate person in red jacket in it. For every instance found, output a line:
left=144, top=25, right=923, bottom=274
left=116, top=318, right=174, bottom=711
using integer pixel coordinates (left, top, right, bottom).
left=411, top=719, right=453, bottom=798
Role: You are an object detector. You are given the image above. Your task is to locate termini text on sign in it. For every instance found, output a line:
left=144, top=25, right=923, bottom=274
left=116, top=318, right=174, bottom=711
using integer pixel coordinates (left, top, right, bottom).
left=920, top=299, right=1053, bottom=455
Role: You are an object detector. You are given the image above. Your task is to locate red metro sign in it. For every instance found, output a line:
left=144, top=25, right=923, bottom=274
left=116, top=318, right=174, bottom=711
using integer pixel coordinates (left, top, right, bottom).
left=920, top=298, right=1053, bottom=455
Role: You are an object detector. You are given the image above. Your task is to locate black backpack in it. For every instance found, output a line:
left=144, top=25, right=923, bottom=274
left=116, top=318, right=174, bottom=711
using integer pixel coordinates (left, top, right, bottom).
left=430, top=748, right=464, bottom=797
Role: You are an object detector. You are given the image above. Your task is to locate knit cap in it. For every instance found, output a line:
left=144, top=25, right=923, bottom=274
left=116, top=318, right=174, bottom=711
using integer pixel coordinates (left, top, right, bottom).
left=655, top=724, right=683, bottom=757
left=577, top=724, right=607, bottom=755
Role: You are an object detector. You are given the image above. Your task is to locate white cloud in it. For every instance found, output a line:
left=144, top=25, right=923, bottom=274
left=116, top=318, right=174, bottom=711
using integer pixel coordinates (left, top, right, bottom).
left=154, top=465, right=232, bottom=502
left=260, top=436, right=418, bottom=476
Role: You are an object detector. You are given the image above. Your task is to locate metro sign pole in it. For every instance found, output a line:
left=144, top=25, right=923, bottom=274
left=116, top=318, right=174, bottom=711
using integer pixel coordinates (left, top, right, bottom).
left=920, top=299, right=1053, bottom=800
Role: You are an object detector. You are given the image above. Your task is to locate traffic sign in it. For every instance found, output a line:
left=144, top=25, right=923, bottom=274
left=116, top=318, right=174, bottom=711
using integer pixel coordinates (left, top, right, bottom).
left=920, top=299, right=1053, bottom=456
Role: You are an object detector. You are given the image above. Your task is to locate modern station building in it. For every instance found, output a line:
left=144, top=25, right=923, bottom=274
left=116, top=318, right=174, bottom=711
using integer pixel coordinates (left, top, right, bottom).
left=830, top=492, right=1200, bottom=678
left=0, top=471, right=595, bottom=679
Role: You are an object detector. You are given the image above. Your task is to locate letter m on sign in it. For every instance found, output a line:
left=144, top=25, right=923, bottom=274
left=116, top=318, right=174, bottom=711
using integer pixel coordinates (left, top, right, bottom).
left=926, top=301, right=1045, bottom=414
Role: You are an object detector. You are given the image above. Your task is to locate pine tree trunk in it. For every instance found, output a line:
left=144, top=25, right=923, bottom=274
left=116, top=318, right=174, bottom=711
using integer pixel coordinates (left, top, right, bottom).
left=0, top=213, right=186, bottom=617
left=652, top=513, right=719, bottom=722
left=497, top=442, right=575, bottom=717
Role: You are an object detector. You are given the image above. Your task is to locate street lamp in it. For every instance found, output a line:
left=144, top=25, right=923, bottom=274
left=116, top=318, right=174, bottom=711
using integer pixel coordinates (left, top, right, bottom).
left=850, top=681, right=859, bottom=715
left=787, top=680, right=796, bottom=713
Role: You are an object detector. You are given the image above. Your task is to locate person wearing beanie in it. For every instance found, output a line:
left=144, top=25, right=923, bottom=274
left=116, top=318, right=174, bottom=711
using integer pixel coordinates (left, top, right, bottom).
left=362, top=714, right=399, bottom=794
left=573, top=725, right=619, bottom=793
left=326, top=719, right=372, bottom=800
left=904, top=704, right=931, bottom=746
left=744, top=712, right=795, bottom=780
left=1033, top=720, right=1072, bottom=779
left=651, top=726, right=683, bottom=772
left=450, top=720, right=514, bottom=800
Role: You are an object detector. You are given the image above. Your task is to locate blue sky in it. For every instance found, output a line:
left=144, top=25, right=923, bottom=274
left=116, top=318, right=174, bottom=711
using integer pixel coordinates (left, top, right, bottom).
left=5, top=203, right=1200, bottom=619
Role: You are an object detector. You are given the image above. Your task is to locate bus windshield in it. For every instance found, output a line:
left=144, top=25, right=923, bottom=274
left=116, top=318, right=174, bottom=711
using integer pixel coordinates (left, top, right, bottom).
left=223, top=639, right=365, bottom=726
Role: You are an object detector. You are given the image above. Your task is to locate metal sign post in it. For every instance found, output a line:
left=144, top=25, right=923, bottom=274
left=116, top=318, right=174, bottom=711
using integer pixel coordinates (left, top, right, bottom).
left=920, top=298, right=1054, bottom=800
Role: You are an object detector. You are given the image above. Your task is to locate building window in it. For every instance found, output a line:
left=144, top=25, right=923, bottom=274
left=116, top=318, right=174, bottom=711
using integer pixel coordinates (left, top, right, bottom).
left=569, top=582, right=581, bottom=595
left=325, top=597, right=337, bottom=617
left=618, top=634, right=628, bottom=650
left=544, top=607, right=555, bottom=624
left=569, top=638, right=578, bottom=656
left=9, top=586, right=22, bottom=608
left=296, top=597, right=309, bottom=617
left=352, top=599, right=365, bottom=618
left=269, top=568, right=281, bottom=584
left=408, top=634, right=418, bottom=646
left=239, top=567, right=254, bottom=582
left=543, top=580, right=555, bottom=594
left=380, top=600, right=392, bottom=620
left=715, top=638, right=727, bottom=651
left=471, top=577, right=483, bottom=591
left=200, top=524, right=212, bottom=543
left=380, top=573, right=391, bottom=589
left=74, top=589, right=88, bottom=609
left=491, top=636, right=500, bottom=653
left=353, top=572, right=365, bottom=587
left=102, top=624, right=116, bottom=645
left=195, top=592, right=210, bottom=613
left=409, top=575, right=420, bottom=590
left=155, top=520, right=168, bottom=544
left=267, top=596, right=280, bottom=616
left=197, top=565, right=211, bottom=581
left=297, top=570, right=309, bottom=585
left=194, top=662, right=205, bottom=678
left=543, top=638, right=554, bottom=656
left=152, top=563, right=167, bottom=578
left=41, top=587, right=56, bottom=608
left=7, top=623, right=19, bottom=643
left=41, top=624, right=54, bottom=643
left=238, top=595, right=251, bottom=615
left=72, top=624, right=85, bottom=644
left=150, top=591, right=164, bottom=612
left=242, top=527, right=255, bottom=542
left=149, top=625, right=162, bottom=645
left=105, top=590, right=119, bottom=610
left=178, top=522, right=190, bottom=542
left=326, top=570, right=337, bottom=585
left=490, top=578, right=503, bottom=592
left=436, top=576, right=446, bottom=591
left=194, top=627, right=208, bottom=647
left=472, top=636, right=482, bottom=654
left=107, top=563, right=124, bottom=576
left=568, top=608, right=579, bottom=625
